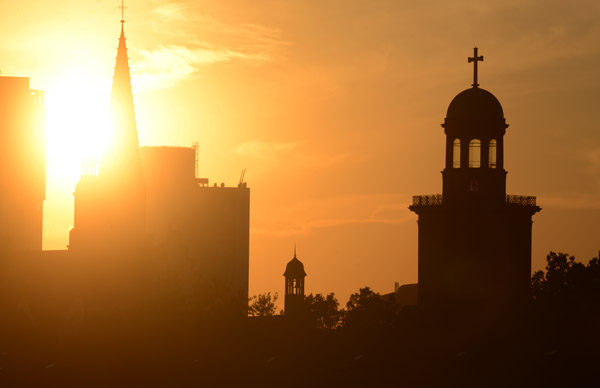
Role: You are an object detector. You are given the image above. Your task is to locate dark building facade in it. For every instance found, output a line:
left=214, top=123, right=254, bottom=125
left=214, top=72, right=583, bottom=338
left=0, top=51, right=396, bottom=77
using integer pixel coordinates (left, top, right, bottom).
left=141, top=146, right=250, bottom=317
left=0, top=77, right=46, bottom=253
left=409, top=49, right=540, bottom=313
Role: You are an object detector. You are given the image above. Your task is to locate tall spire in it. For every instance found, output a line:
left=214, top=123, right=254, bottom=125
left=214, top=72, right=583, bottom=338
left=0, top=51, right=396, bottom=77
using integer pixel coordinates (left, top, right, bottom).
left=69, top=6, right=146, bottom=251
left=294, top=243, right=297, bottom=259
left=102, top=8, right=142, bottom=181
left=111, top=17, right=134, bottom=108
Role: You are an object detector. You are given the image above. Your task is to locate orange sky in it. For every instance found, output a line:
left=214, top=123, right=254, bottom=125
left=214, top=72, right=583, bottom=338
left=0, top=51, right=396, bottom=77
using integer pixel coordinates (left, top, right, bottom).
left=2, top=0, right=599, bottom=303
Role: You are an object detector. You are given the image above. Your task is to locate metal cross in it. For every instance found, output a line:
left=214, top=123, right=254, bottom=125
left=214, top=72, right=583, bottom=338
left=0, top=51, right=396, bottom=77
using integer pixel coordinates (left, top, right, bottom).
left=468, top=47, right=484, bottom=88
left=119, top=0, right=127, bottom=23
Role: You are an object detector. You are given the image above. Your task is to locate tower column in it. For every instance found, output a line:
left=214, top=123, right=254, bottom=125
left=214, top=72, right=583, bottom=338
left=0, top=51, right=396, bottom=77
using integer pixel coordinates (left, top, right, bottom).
left=461, top=137, right=469, bottom=169
left=445, top=136, right=453, bottom=169
left=498, top=137, right=505, bottom=170
left=481, top=138, right=490, bottom=169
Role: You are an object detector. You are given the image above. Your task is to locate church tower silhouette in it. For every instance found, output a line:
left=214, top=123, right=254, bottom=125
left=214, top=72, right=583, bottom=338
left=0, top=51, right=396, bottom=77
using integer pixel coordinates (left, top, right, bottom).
left=69, top=13, right=146, bottom=252
left=409, top=48, right=540, bottom=313
left=284, top=246, right=307, bottom=316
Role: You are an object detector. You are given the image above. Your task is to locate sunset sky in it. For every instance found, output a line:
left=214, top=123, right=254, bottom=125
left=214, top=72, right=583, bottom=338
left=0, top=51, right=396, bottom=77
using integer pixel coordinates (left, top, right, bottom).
left=2, top=0, right=599, bottom=302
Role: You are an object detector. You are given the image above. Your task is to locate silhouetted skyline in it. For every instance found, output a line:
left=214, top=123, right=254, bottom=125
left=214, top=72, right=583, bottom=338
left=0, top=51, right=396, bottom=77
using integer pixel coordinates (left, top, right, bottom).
left=2, top=0, right=598, bottom=304
left=2, top=4, right=600, bottom=386
left=0, top=12, right=250, bottom=330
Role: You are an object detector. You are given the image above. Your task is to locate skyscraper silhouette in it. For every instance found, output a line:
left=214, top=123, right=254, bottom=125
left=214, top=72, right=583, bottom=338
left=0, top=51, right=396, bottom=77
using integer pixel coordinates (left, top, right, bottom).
left=410, top=48, right=540, bottom=313
left=140, top=146, right=250, bottom=317
left=0, top=77, right=46, bottom=252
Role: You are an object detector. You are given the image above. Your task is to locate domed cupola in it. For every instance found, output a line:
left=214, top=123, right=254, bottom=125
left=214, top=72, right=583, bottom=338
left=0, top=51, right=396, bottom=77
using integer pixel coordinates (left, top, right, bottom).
left=444, top=87, right=507, bottom=140
left=446, top=87, right=504, bottom=121
left=441, top=48, right=508, bottom=203
left=443, top=47, right=508, bottom=141
left=283, top=256, right=307, bottom=278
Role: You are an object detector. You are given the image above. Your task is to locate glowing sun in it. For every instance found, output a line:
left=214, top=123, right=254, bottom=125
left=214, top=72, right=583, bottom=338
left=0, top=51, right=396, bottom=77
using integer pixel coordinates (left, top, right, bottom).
left=44, top=71, right=111, bottom=182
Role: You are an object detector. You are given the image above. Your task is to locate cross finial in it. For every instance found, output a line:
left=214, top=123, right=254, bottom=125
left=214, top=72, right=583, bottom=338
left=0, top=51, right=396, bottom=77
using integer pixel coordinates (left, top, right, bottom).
left=119, top=0, right=127, bottom=23
left=467, top=47, right=484, bottom=88
left=294, top=244, right=297, bottom=259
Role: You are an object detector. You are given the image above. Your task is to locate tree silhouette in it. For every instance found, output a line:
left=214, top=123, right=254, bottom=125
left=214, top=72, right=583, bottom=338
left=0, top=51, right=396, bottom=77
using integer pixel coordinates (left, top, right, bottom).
left=304, top=293, right=341, bottom=329
left=532, top=251, right=600, bottom=309
left=248, top=292, right=278, bottom=317
left=343, top=287, right=398, bottom=329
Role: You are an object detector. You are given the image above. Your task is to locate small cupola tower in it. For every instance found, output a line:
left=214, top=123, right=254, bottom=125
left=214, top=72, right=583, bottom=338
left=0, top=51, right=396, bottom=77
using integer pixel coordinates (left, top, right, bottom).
left=283, top=246, right=307, bottom=316
left=442, top=47, right=508, bottom=204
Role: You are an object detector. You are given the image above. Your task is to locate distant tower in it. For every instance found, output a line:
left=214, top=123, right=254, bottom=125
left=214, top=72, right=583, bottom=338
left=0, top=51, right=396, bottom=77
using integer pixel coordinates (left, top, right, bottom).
left=409, top=48, right=540, bottom=313
left=284, top=246, right=307, bottom=316
left=69, top=13, right=146, bottom=251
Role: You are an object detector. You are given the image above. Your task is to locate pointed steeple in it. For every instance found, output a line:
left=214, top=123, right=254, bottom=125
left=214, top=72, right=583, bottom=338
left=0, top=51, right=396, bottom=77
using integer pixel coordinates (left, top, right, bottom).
left=102, top=16, right=143, bottom=182
left=111, top=21, right=135, bottom=114
left=112, top=1, right=132, bottom=105
left=69, top=9, right=146, bottom=252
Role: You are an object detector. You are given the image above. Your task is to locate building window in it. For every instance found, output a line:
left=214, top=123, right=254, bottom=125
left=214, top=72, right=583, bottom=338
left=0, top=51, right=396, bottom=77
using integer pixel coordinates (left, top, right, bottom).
left=469, top=139, right=481, bottom=168
left=453, top=139, right=461, bottom=168
left=489, top=139, right=497, bottom=168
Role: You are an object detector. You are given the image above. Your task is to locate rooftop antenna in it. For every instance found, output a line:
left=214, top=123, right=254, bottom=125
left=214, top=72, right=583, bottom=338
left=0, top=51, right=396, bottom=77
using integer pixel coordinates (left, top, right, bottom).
left=192, top=141, right=199, bottom=178
left=119, top=0, right=127, bottom=23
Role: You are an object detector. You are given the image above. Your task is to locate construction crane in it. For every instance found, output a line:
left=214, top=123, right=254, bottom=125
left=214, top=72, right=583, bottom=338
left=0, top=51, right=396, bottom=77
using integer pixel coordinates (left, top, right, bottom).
left=238, top=169, right=246, bottom=188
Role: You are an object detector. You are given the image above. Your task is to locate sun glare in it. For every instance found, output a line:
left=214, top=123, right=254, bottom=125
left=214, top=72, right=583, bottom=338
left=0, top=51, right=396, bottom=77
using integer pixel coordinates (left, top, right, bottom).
left=45, top=72, right=111, bottom=183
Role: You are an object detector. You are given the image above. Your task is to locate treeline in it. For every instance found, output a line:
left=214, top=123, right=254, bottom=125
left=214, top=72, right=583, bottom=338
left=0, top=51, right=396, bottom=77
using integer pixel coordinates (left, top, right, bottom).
left=248, top=286, right=404, bottom=329
left=249, top=250, right=600, bottom=329
left=532, top=251, right=600, bottom=315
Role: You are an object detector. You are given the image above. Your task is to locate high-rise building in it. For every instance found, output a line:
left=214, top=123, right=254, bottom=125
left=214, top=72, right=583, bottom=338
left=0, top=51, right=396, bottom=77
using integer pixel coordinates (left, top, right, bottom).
left=409, top=49, right=541, bottom=312
left=141, top=146, right=250, bottom=317
left=0, top=76, right=46, bottom=252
